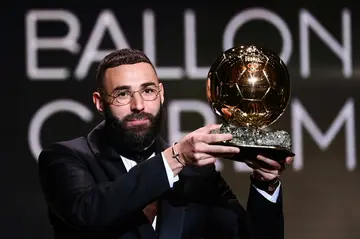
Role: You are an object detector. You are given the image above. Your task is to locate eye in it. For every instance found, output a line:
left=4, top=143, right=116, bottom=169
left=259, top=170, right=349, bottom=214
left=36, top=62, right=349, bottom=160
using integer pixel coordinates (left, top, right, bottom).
left=115, top=91, right=130, bottom=98
left=143, top=88, right=156, bottom=94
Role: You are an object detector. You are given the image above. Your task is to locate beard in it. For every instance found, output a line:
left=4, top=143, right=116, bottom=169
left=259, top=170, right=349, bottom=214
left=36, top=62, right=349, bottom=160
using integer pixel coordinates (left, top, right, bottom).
left=103, top=103, right=164, bottom=156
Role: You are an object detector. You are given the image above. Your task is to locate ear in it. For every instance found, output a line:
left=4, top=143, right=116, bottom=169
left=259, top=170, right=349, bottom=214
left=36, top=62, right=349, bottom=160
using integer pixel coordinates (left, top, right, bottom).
left=93, top=91, right=104, bottom=115
left=159, top=82, right=165, bottom=104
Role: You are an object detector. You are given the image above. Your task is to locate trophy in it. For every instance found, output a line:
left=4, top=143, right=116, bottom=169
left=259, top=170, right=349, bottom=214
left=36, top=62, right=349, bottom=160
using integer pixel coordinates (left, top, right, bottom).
left=206, top=45, right=295, bottom=162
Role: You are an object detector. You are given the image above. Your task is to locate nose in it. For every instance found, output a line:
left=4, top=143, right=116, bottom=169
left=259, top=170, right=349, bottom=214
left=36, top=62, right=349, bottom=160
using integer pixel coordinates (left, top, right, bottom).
left=130, top=92, right=145, bottom=112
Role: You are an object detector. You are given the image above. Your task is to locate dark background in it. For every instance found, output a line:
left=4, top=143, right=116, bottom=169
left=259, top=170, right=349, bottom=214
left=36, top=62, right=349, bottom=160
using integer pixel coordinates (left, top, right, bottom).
left=1, top=1, right=360, bottom=238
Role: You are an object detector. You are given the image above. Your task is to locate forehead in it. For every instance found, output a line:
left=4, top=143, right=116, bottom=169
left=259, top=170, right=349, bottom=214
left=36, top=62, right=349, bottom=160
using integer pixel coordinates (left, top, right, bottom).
left=103, top=62, right=158, bottom=91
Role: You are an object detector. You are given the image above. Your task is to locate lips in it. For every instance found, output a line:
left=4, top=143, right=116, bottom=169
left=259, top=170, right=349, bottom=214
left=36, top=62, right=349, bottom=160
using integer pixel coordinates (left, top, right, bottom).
left=126, top=118, right=150, bottom=127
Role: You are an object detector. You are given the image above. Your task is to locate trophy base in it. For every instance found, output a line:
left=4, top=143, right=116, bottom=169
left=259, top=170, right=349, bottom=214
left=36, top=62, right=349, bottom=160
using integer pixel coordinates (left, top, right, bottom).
left=211, top=123, right=295, bottom=163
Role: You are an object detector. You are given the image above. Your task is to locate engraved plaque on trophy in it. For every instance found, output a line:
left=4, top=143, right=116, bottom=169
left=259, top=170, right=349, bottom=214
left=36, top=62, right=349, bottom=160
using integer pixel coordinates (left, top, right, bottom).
left=206, top=45, right=295, bottom=162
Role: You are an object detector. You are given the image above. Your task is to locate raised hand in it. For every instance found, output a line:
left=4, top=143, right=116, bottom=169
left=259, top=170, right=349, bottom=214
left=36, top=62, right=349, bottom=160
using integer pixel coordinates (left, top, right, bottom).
left=173, top=124, right=240, bottom=167
left=246, top=155, right=293, bottom=181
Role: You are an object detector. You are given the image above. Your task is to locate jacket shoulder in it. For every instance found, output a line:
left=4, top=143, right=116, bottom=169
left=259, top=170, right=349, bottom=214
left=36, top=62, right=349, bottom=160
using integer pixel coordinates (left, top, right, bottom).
left=38, top=137, right=90, bottom=165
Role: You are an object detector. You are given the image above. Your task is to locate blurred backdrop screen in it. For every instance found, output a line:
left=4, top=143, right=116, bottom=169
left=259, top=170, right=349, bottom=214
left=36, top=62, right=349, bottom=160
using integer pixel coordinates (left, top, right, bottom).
left=3, top=2, right=360, bottom=238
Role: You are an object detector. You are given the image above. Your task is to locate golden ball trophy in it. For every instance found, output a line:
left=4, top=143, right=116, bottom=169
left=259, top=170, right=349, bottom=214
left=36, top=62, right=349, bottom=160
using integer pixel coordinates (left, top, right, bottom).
left=207, top=45, right=295, bottom=162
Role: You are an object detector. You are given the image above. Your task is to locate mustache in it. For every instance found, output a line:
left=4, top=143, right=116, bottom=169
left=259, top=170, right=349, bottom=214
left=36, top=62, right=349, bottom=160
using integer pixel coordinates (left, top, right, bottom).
left=123, top=112, right=154, bottom=122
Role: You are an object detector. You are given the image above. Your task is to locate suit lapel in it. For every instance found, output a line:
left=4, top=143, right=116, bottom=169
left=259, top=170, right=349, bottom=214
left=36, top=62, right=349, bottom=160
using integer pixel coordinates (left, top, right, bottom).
left=87, top=121, right=184, bottom=237
left=86, top=121, right=128, bottom=182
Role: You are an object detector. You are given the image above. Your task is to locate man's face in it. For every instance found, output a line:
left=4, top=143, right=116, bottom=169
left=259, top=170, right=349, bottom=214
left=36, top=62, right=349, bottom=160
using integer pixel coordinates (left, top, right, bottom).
left=98, top=62, right=165, bottom=151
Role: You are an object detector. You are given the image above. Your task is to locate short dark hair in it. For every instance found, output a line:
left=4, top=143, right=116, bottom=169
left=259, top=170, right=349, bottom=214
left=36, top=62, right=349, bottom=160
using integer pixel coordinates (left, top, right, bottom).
left=96, top=48, right=156, bottom=92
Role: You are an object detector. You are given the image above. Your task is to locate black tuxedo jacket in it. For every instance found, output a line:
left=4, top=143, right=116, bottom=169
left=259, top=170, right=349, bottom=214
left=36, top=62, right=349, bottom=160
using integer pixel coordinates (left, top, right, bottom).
left=38, top=121, right=284, bottom=239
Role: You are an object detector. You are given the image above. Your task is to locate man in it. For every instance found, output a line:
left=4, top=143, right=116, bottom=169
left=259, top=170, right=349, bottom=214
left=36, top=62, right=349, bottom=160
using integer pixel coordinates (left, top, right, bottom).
left=38, top=48, right=293, bottom=239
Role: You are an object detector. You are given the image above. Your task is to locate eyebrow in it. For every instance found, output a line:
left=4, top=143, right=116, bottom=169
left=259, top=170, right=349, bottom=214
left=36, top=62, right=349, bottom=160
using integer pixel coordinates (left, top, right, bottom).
left=111, top=82, right=157, bottom=92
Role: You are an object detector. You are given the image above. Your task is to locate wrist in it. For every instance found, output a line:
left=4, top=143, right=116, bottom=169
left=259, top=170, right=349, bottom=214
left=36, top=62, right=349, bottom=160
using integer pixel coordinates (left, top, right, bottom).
left=163, top=143, right=185, bottom=176
left=171, top=142, right=186, bottom=166
left=250, top=173, right=280, bottom=194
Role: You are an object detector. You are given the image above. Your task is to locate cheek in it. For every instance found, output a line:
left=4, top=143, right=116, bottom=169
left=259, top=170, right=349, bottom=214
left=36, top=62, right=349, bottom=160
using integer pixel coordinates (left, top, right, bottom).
left=109, top=105, right=130, bottom=120
left=145, top=101, right=161, bottom=115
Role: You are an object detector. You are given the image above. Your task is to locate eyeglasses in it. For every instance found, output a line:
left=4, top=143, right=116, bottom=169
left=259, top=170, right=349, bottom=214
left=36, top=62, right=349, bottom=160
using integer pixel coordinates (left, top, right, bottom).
left=103, top=85, right=161, bottom=106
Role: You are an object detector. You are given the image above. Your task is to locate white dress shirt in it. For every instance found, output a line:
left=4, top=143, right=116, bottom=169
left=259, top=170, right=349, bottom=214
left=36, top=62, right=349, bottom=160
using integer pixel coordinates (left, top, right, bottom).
left=120, top=152, right=280, bottom=230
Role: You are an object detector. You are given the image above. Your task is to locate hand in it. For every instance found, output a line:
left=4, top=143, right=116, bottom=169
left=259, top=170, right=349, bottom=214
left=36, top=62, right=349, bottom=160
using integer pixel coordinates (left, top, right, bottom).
left=246, top=155, right=293, bottom=181
left=175, top=124, right=240, bottom=166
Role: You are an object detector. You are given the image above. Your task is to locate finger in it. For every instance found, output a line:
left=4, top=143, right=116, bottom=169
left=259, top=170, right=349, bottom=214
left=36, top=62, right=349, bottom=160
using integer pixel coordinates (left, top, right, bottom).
left=246, top=160, right=279, bottom=174
left=285, top=157, right=294, bottom=164
left=200, top=144, right=240, bottom=154
left=245, top=158, right=277, bottom=170
left=253, top=169, right=279, bottom=181
left=184, top=152, right=215, bottom=166
left=192, top=152, right=210, bottom=160
left=195, top=157, right=217, bottom=167
left=200, top=133, right=233, bottom=144
left=256, top=155, right=282, bottom=170
left=272, top=157, right=293, bottom=165
left=258, top=167, right=280, bottom=175
left=195, top=124, right=222, bottom=134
